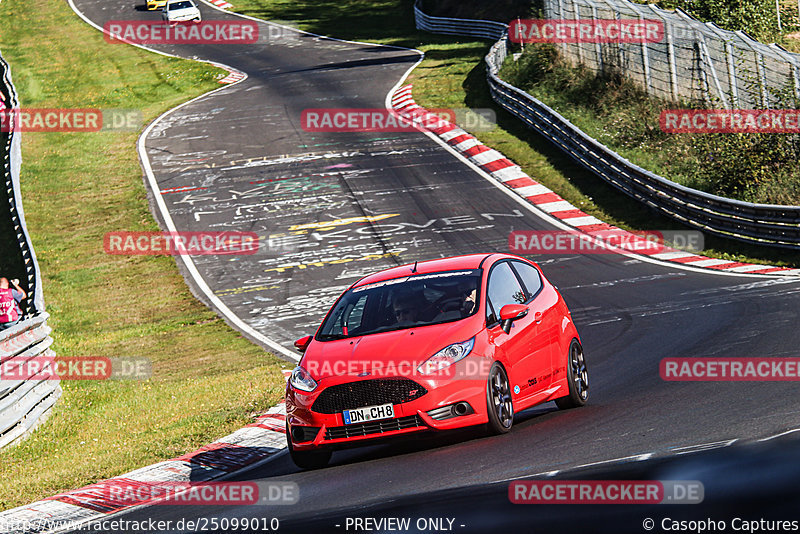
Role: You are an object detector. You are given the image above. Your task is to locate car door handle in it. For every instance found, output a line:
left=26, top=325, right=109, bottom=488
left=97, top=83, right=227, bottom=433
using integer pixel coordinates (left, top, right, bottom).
left=534, top=311, right=543, bottom=324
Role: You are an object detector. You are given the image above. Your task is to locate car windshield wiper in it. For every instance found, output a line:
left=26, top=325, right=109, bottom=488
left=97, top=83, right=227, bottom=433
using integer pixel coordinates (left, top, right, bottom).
left=317, top=333, right=349, bottom=341
left=361, top=325, right=412, bottom=335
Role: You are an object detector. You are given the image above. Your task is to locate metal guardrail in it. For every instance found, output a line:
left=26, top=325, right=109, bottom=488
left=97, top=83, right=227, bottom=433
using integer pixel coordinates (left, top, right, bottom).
left=0, top=51, right=59, bottom=450
left=0, top=314, right=61, bottom=449
left=414, top=6, right=507, bottom=40
left=414, top=1, right=800, bottom=250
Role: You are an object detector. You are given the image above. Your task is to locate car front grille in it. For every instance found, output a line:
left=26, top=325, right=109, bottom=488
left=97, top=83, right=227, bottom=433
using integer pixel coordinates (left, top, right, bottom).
left=324, top=415, right=425, bottom=440
left=311, top=378, right=427, bottom=414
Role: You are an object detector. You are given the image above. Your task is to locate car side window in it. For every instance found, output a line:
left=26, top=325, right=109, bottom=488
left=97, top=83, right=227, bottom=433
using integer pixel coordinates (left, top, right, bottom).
left=510, top=261, right=543, bottom=301
left=486, top=262, right=526, bottom=324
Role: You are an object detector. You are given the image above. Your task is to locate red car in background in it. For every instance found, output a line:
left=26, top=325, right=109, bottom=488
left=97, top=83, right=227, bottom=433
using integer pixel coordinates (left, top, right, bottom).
left=285, top=253, right=589, bottom=468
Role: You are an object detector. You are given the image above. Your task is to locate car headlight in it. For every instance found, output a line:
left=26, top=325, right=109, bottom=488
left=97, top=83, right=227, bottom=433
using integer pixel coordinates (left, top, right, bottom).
left=290, top=366, right=318, bottom=392
left=417, top=338, right=475, bottom=375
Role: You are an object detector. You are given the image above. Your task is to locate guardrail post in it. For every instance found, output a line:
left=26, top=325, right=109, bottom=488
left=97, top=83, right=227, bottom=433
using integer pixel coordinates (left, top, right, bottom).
left=641, top=15, right=652, bottom=94
left=694, top=41, right=711, bottom=105
left=698, top=35, right=730, bottom=108
left=666, top=22, right=679, bottom=102
left=794, top=63, right=800, bottom=104
left=574, top=0, right=585, bottom=64
left=757, top=52, right=769, bottom=108
left=558, top=0, right=569, bottom=58
left=599, top=0, right=624, bottom=70
left=725, top=41, right=740, bottom=108
left=591, top=2, right=604, bottom=73
left=627, top=1, right=653, bottom=95
left=701, top=22, right=741, bottom=109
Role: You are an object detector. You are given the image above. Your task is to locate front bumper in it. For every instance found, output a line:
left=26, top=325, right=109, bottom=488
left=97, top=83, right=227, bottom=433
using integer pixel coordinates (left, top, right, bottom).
left=286, top=367, right=489, bottom=451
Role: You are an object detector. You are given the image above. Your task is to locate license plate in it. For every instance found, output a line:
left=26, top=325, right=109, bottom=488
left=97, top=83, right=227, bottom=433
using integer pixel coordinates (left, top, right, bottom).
left=342, top=403, right=395, bottom=425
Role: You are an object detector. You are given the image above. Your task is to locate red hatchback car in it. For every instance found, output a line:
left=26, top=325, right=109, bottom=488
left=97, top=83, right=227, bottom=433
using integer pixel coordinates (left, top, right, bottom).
left=285, top=253, right=588, bottom=468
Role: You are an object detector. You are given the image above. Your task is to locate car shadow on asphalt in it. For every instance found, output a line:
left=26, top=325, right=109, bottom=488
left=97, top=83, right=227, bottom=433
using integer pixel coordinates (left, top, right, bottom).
left=324, top=402, right=564, bottom=469
left=221, top=404, right=566, bottom=481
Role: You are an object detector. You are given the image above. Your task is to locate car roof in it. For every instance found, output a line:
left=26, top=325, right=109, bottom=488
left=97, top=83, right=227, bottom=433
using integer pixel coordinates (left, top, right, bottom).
left=351, top=253, right=518, bottom=288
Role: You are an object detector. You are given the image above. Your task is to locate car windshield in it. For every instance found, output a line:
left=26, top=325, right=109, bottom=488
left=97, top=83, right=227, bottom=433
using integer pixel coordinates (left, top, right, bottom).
left=317, top=270, right=482, bottom=341
left=168, top=1, right=193, bottom=9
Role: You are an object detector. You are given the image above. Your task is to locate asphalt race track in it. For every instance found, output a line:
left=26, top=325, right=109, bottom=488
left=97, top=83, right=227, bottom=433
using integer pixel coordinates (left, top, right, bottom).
left=66, top=0, right=800, bottom=531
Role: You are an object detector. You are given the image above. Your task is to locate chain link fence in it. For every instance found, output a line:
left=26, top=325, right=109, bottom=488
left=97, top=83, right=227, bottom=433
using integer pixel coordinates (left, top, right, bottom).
left=414, top=0, right=800, bottom=249
left=540, top=0, right=800, bottom=109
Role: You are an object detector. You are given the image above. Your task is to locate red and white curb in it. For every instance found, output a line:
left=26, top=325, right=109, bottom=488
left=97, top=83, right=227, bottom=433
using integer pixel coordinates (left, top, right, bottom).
left=217, top=64, right=245, bottom=84
left=0, top=375, right=291, bottom=533
left=208, top=0, right=233, bottom=9
left=391, top=85, right=800, bottom=277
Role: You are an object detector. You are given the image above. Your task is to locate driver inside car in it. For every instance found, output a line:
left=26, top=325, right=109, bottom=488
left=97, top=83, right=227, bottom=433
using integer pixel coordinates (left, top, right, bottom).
left=392, top=293, right=421, bottom=325
left=460, top=286, right=477, bottom=316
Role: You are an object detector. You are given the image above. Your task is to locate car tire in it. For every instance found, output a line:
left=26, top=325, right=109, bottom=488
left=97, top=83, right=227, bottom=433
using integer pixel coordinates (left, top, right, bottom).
left=555, top=339, right=589, bottom=410
left=485, top=362, right=514, bottom=434
left=286, top=423, right=331, bottom=469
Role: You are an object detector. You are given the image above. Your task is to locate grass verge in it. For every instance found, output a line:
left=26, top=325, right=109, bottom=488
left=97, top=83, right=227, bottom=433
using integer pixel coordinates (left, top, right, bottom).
left=227, top=0, right=800, bottom=268
left=0, top=0, right=287, bottom=510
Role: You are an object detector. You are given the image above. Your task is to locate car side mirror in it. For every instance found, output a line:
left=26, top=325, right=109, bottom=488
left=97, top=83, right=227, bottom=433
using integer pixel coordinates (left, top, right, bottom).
left=499, top=304, right=528, bottom=334
left=294, top=335, right=313, bottom=353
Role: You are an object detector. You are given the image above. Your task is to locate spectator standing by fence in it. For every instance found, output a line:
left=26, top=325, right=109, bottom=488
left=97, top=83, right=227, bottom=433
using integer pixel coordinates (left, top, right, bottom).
left=0, top=277, right=26, bottom=331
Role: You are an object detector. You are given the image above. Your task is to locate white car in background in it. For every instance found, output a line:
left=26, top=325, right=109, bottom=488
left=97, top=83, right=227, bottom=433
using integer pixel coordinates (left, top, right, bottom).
left=162, top=0, right=202, bottom=23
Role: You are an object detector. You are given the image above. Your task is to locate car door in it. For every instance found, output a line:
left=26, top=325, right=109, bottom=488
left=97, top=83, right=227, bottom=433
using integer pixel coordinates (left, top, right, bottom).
left=509, top=260, right=558, bottom=392
left=484, top=261, right=538, bottom=398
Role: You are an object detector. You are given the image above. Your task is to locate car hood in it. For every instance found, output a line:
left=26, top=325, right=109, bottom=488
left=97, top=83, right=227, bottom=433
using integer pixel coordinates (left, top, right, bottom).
left=303, top=319, right=480, bottom=380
